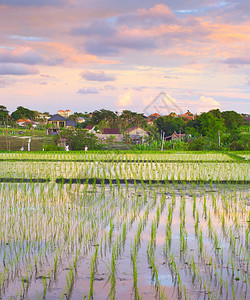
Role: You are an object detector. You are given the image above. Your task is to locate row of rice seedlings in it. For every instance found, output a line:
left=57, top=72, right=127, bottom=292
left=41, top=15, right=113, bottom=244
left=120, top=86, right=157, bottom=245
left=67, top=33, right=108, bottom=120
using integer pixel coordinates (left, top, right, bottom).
left=0, top=151, right=236, bottom=162
left=1, top=159, right=249, bottom=181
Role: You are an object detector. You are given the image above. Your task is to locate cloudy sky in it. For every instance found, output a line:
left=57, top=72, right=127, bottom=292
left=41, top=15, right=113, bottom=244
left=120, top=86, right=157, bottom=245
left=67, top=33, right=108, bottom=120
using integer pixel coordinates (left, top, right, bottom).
left=0, top=0, right=249, bottom=115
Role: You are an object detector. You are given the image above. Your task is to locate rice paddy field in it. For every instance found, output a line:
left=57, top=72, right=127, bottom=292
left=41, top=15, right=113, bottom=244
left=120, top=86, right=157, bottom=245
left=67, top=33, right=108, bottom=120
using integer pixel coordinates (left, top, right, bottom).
left=0, top=151, right=249, bottom=299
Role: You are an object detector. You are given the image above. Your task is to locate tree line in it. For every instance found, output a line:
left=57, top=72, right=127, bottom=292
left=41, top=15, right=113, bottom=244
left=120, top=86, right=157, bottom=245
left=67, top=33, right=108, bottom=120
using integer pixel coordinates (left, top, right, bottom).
left=1, top=105, right=249, bottom=150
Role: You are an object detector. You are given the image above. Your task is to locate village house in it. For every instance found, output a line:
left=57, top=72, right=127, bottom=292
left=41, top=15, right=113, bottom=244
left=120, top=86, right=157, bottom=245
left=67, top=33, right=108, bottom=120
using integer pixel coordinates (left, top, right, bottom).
left=96, top=128, right=123, bottom=142
left=37, top=113, right=50, bottom=123
left=17, top=119, right=38, bottom=128
left=57, top=109, right=71, bottom=118
left=165, top=131, right=185, bottom=141
left=181, top=110, right=195, bottom=121
left=47, top=114, right=76, bottom=135
left=17, top=119, right=32, bottom=127
left=75, top=117, right=85, bottom=123
left=148, top=113, right=161, bottom=121
left=125, top=127, right=149, bottom=143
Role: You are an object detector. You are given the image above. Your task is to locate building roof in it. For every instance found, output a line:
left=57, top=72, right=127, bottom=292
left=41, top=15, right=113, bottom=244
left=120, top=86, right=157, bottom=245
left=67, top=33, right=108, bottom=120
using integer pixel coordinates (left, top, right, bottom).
left=102, top=128, right=121, bottom=134
left=66, top=120, right=76, bottom=127
left=181, top=113, right=195, bottom=120
left=181, top=110, right=195, bottom=120
left=18, top=119, right=31, bottom=123
left=48, top=114, right=66, bottom=121
left=85, top=125, right=95, bottom=130
left=165, top=131, right=185, bottom=140
left=125, top=127, right=149, bottom=134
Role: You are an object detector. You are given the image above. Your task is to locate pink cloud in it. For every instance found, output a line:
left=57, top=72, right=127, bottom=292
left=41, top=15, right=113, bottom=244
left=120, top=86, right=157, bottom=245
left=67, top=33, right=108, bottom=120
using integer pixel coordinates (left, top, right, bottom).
left=138, top=4, right=174, bottom=19
left=81, top=70, right=116, bottom=81
left=77, top=87, right=99, bottom=94
left=0, top=47, right=44, bottom=65
left=0, top=63, right=38, bottom=75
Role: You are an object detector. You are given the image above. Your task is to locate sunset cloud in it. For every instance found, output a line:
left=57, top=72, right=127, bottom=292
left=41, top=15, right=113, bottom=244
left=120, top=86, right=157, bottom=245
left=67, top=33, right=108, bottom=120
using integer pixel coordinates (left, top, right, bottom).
left=81, top=71, right=116, bottom=82
left=0, top=1, right=249, bottom=113
left=197, top=96, right=220, bottom=113
left=116, top=91, right=133, bottom=107
left=77, top=87, right=99, bottom=94
left=224, top=57, right=250, bottom=65
left=0, top=0, right=64, bottom=7
left=0, top=47, right=44, bottom=65
left=0, top=63, right=38, bottom=75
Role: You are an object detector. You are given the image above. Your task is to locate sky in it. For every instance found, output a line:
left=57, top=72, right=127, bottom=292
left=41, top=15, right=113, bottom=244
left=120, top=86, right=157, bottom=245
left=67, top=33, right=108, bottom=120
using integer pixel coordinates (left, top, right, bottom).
left=0, top=0, right=250, bottom=115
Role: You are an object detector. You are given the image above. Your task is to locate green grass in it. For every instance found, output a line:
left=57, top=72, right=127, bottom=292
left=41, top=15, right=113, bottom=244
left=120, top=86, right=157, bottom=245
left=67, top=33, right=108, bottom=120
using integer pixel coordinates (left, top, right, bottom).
left=0, top=127, right=47, bottom=137
left=0, top=136, right=55, bottom=151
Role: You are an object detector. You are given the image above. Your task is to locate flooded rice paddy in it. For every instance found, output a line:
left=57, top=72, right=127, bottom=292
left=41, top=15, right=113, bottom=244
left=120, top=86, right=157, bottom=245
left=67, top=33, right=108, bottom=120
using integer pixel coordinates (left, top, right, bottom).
left=0, top=152, right=249, bottom=299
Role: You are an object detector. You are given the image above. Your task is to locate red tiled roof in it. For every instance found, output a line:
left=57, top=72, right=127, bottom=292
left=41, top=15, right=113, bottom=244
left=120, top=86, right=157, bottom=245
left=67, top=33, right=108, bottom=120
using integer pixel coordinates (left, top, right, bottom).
left=102, top=128, right=121, bottom=134
left=18, top=119, right=31, bottom=123
left=181, top=114, right=194, bottom=120
left=150, top=113, right=160, bottom=117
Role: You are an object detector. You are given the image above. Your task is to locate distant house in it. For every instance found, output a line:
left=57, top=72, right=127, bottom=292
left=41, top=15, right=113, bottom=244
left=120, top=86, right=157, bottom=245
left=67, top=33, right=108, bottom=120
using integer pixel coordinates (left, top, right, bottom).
left=75, top=117, right=85, bottom=123
left=125, top=127, right=149, bottom=143
left=17, top=119, right=32, bottom=127
left=148, top=113, right=161, bottom=121
left=47, top=114, right=76, bottom=135
left=38, top=113, right=50, bottom=123
left=57, top=109, right=71, bottom=118
left=96, top=128, right=123, bottom=142
left=165, top=131, right=185, bottom=141
left=17, top=119, right=38, bottom=128
left=181, top=110, right=195, bottom=121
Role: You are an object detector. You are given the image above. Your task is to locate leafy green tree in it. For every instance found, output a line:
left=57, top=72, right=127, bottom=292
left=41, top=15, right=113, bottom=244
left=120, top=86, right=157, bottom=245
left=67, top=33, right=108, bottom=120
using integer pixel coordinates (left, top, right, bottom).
left=209, top=109, right=222, bottom=119
left=11, top=106, right=38, bottom=121
left=89, top=109, right=118, bottom=128
left=61, top=128, right=101, bottom=150
left=185, top=118, right=202, bottom=137
left=146, top=124, right=160, bottom=142
left=119, top=110, right=147, bottom=130
left=0, top=106, right=9, bottom=125
left=155, top=116, right=186, bottom=136
left=221, top=111, right=243, bottom=132
left=199, top=112, right=225, bottom=140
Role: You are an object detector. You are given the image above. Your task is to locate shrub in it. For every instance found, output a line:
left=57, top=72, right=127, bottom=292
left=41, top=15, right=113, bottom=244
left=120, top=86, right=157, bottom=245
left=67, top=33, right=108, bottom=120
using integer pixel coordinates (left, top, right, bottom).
left=188, top=137, right=207, bottom=150
left=42, top=143, right=63, bottom=151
